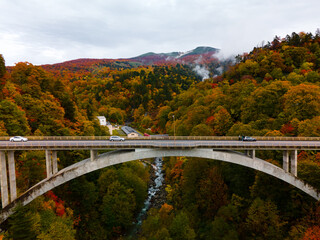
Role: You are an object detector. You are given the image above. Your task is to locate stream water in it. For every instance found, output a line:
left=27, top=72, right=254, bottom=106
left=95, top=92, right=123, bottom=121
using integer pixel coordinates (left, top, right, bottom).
left=136, top=157, right=164, bottom=225
left=127, top=157, right=165, bottom=239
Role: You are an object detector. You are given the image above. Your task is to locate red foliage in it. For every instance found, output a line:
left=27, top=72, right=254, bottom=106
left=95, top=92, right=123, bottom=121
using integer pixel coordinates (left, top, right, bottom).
left=46, top=190, right=66, bottom=216
left=264, top=75, right=273, bottom=82
left=211, top=83, right=218, bottom=88
left=302, top=226, right=320, bottom=240
left=298, top=151, right=309, bottom=161
left=73, top=215, right=81, bottom=226
left=206, top=116, right=215, bottom=125
left=280, top=123, right=295, bottom=135
left=300, top=69, right=312, bottom=75
left=315, top=153, right=320, bottom=164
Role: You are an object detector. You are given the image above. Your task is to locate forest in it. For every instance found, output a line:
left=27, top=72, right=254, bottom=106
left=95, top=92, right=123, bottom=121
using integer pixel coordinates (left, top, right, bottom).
left=0, top=31, right=320, bottom=239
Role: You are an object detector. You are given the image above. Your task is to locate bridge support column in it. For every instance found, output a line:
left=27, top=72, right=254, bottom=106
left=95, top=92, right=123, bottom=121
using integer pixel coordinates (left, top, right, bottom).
left=0, top=151, right=9, bottom=208
left=8, top=151, right=17, bottom=201
left=90, top=150, right=98, bottom=161
left=283, top=150, right=297, bottom=176
left=245, top=150, right=255, bottom=159
left=290, top=150, right=297, bottom=177
left=0, top=151, right=17, bottom=207
left=52, top=151, right=58, bottom=174
left=46, top=150, right=58, bottom=178
left=46, top=150, right=52, bottom=178
left=283, top=151, right=289, bottom=172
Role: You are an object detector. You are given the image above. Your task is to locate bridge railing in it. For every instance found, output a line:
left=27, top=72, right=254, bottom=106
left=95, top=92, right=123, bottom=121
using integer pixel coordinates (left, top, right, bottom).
left=1, top=136, right=320, bottom=141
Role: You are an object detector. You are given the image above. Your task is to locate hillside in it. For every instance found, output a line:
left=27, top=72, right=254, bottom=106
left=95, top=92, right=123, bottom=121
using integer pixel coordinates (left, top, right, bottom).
left=41, top=46, right=230, bottom=80
left=1, top=31, right=320, bottom=239
left=130, top=46, right=219, bottom=65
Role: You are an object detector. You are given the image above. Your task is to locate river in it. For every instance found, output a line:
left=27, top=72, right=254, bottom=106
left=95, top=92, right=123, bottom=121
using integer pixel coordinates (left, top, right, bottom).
left=129, top=157, right=165, bottom=237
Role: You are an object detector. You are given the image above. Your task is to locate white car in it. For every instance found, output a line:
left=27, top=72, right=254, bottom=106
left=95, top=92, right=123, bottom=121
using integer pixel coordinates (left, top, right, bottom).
left=109, top=136, right=125, bottom=141
left=9, top=136, right=28, bottom=142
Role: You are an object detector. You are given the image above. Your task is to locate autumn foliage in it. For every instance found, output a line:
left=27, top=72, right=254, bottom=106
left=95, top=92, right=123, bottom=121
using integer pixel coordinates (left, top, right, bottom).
left=2, top=30, right=320, bottom=239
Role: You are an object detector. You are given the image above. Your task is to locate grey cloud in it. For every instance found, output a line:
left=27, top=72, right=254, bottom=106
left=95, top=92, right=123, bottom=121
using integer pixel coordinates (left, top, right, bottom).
left=1, top=0, right=320, bottom=65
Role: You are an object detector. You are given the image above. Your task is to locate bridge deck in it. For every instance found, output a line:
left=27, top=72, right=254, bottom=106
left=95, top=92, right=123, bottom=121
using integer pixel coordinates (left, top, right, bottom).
left=0, top=139, right=320, bottom=150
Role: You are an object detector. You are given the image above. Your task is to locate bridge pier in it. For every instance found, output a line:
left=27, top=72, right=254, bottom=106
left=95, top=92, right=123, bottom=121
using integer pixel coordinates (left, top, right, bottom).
left=290, top=150, right=297, bottom=176
left=245, top=150, right=255, bottom=159
left=90, top=150, right=98, bottom=161
left=283, top=150, right=297, bottom=176
left=46, top=150, right=58, bottom=178
left=0, top=151, right=17, bottom=208
left=8, top=151, right=17, bottom=202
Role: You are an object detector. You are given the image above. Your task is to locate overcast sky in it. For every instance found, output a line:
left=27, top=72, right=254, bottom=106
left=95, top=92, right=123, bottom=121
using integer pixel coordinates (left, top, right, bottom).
left=1, top=0, right=319, bottom=66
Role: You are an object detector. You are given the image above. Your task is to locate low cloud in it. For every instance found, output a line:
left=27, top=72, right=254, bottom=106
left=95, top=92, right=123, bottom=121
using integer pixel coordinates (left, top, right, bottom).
left=193, top=65, right=210, bottom=81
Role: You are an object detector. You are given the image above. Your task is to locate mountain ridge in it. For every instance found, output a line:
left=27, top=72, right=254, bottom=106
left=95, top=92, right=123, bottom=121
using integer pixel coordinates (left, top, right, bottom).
left=42, top=46, right=220, bottom=67
left=130, top=46, right=219, bottom=65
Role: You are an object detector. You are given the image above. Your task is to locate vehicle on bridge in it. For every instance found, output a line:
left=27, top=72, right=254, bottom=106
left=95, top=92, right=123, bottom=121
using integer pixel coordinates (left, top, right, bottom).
left=241, top=136, right=256, bottom=141
left=109, top=136, right=125, bottom=141
left=9, top=136, right=28, bottom=142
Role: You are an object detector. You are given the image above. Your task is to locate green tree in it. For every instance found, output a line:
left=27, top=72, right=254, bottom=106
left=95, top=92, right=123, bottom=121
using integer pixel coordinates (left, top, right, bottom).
left=245, top=198, right=285, bottom=240
left=298, top=161, right=320, bottom=190
left=169, top=211, right=196, bottom=240
left=0, top=120, right=8, bottom=135
left=227, top=122, right=256, bottom=136
left=140, top=208, right=173, bottom=240
left=100, top=181, right=136, bottom=235
left=0, top=99, right=30, bottom=135
left=298, top=116, right=320, bottom=136
left=0, top=54, right=5, bottom=78
left=196, top=167, right=228, bottom=219
left=133, top=104, right=145, bottom=123
left=241, top=81, right=290, bottom=123
left=202, top=204, right=240, bottom=240
left=224, top=79, right=256, bottom=121
left=5, top=204, right=40, bottom=240
left=283, top=84, right=320, bottom=121
left=38, top=207, right=75, bottom=240
left=156, top=106, right=172, bottom=132
left=212, top=106, right=233, bottom=135
left=190, top=123, right=214, bottom=136
left=16, top=151, right=46, bottom=191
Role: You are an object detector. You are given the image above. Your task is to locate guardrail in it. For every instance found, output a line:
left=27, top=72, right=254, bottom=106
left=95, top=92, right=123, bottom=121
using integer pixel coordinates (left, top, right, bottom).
left=1, top=136, right=320, bottom=141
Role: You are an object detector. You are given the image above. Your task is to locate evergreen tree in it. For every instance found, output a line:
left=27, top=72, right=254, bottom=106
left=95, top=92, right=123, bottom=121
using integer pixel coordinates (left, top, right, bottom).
left=5, top=204, right=40, bottom=240
left=0, top=54, right=5, bottom=78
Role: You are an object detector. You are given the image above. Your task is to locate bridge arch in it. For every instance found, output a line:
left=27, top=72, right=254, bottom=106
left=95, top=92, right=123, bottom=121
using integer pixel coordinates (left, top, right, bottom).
left=1, top=148, right=319, bottom=223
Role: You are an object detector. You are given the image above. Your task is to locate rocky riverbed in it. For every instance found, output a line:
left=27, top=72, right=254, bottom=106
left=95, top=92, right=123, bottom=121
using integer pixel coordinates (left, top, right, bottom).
left=147, top=157, right=167, bottom=210
left=136, top=157, right=167, bottom=225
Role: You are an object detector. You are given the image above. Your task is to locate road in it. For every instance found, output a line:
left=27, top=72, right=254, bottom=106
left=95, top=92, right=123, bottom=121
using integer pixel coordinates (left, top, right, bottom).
left=1, top=139, right=320, bottom=150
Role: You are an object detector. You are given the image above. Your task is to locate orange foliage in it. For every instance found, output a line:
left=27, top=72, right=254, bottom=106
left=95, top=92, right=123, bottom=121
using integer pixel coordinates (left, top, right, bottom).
left=159, top=203, right=173, bottom=215
left=170, top=159, right=184, bottom=182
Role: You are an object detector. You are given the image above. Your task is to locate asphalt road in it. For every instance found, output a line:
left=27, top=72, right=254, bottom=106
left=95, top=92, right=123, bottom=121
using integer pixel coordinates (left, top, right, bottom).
left=1, top=139, right=320, bottom=150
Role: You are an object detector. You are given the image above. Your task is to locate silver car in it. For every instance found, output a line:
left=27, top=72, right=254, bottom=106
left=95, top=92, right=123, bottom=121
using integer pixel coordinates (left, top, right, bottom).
left=109, top=136, right=125, bottom=141
left=9, top=136, right=28, bottom=142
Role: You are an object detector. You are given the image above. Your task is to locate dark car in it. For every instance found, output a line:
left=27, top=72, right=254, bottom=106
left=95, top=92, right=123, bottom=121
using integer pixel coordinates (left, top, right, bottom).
left=242, top=136, right=256, bottom=141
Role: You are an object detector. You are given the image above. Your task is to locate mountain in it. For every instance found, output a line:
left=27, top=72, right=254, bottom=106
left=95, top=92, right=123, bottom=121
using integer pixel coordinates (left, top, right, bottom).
left=41, top=46, right=231, bottom=80
left=130, top=46, right=220, bottom=65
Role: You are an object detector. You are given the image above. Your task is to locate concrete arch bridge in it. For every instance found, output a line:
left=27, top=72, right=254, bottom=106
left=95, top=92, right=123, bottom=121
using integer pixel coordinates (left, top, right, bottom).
left=0, top=137, right=320, bottom=224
